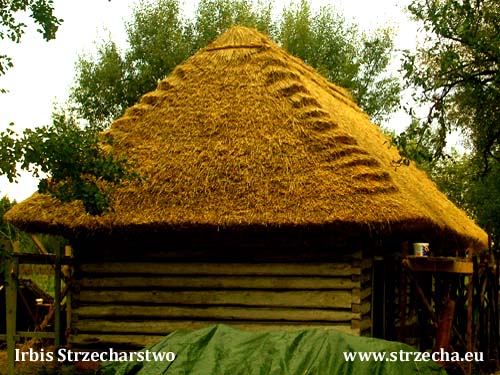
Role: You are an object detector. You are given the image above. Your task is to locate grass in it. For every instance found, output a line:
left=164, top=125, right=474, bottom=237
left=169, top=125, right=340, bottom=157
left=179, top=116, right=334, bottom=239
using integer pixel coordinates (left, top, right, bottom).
left=19, top=264, right=56, bottom=297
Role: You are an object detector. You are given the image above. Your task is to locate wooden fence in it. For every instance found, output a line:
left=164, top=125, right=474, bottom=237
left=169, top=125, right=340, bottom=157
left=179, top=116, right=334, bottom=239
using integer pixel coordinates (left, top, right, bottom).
left=1, top=240, right=72, bottom=375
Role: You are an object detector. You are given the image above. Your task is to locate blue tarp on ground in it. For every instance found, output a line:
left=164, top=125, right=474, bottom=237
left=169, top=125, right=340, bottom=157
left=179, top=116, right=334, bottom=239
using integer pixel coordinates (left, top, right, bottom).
left=98, top=325, right=446, bottom=375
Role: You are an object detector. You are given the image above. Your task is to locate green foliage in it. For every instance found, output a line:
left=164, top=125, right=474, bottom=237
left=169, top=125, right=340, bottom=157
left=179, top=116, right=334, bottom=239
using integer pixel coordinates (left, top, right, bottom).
left=0, top=195, right=17, bottom=244
left=71, top=0, right=191, bottom=127
left=0, top=110, right=135, bottom=215
left=399, top=0, right=500, bottom=170
left=0, top=123, right=23, bottom=181
left=1, top=196, right=67, bottom=276
left=430, top=153, right=500, bottom=246
left=279, top=0, right=400, bottom=123
left=71, top=41, right=133, bottom=127
left=3, top=0, right=401, bottom=216
left=391, top=117, right=439, bottom=168
left=125, top=0, right=191, bottom=92
left=395, top=0, right=500, bottom=243
left=0, top=2, right=134, bottom=216
left=1, top=196, right=37, bottom=252
left=0, top=0, right=62, bottom=76
left=71, top=0, right=276, bottom=128
left=193, top=0, right=274, bottom=49
left=70, top=0, right=401, bottom=128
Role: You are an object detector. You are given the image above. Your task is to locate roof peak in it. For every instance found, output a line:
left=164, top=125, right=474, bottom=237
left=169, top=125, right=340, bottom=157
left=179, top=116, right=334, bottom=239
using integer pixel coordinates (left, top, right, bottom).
left=3, top=26, right=487, bottom=250
left=206, top=26, right=271, bottom=50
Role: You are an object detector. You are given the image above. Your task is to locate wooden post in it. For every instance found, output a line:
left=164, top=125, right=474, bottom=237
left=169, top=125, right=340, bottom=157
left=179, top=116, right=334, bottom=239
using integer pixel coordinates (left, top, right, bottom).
left=54, top=244, right=62, bottom=350
left=466, top=247, right=475, bottom=375
left=399, top=241, right=408, bottom=342
left=6, top=241, right=19, bottom=375
left=433, top=295, right=455, bottom=365
left=64, top=246, right=72, bottom=345
left=466, top=272, right=473, bottom=375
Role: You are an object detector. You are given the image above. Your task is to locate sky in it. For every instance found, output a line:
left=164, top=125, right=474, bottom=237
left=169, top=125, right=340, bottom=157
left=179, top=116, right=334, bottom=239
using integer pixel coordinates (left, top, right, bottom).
left=0, top=0, right=419, bottom=202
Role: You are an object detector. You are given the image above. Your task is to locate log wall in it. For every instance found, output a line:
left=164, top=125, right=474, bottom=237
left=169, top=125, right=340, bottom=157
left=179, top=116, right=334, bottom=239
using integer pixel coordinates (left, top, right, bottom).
left=69, top=260, right=371, bottom=348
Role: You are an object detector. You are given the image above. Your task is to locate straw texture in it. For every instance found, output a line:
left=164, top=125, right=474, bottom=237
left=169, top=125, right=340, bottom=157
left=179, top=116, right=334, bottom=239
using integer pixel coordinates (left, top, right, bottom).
left=4, top=27, right=487, bottom=247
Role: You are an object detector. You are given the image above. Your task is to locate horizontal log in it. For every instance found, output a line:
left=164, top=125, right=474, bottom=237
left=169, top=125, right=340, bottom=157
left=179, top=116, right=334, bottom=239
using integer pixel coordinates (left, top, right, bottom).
left=14, top=253, right=72, bottom=265
left=73, top=320, right=356, bottom=336
left=69, top=333, right=164, bottom=349
left=76, top=305, right=353, bottom=322
left=351, top=318, right=372, bottom=331
left=78, top=290, right=352, bottom=309
left=0, top=332, right=56, bottom=340
left=351, top=302, right=371, bottom=315
left=351, top=287, right=372, bottom=304
left=70, top=321, right=357, bottom=349
left=352, top=258, right=372, bottom=270
left=361, top=270, right=371, bottom=285
left=15, top=331, right=55, bottom=339
left=79, top=275, right=357, bottom=290
left=79, top=262, right=354, bottom=277
left=405, top=257, right=473, bottom=274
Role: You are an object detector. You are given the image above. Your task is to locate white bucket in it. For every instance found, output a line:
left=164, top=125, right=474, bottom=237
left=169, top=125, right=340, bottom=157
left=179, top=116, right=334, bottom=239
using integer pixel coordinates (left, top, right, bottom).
left=413, top=243, right=430, bottom=256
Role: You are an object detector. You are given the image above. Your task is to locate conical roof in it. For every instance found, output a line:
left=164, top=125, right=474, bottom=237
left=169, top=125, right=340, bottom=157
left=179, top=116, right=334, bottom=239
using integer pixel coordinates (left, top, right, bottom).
left=5, top=27, right=487, bottom=248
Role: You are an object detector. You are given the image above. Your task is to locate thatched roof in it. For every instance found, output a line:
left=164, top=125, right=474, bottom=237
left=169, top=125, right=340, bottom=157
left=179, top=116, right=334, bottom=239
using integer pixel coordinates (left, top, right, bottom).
left=4, top=27, right=487, bottom=248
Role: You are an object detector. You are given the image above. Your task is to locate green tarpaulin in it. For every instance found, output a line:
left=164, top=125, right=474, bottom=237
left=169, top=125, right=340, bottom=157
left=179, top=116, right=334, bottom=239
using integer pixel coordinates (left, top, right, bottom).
left=98, top=325, right=446, bottom=375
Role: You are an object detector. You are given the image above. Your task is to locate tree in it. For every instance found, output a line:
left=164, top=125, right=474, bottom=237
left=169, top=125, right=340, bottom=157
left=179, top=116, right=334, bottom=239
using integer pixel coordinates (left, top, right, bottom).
left=0, top=110, right=134, bottom=215
left=1, top=195, right=66, bottom=278
left=71, top=0, right=275, bottom=128
left=399, top=0, right=500, bottom=171
left=0, top=0, right=62, bottom=80
left=279, top=0, right=400, bottom=124
left=396, top=0, right=500, bottom=248
left=71, top=0, right=191, bottom=127
left=429, top=152, right=500, bottom=245
left=192, top=0, right=274, bottom=50
left=1, top=2, right=134, bottom=215
left=70, top=0, right=401, bottom=128
left=1, top=196, right=36, bottom=272
left=70, top=40, right=133, bottom=127
left=2, top=0, right=402, bottom=216
left=1, top=196, right=18, bottom=246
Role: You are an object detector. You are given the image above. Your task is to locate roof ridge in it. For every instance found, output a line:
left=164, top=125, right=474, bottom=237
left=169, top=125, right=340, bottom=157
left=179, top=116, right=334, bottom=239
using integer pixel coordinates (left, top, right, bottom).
left=3, top=26, right=487, bottom=250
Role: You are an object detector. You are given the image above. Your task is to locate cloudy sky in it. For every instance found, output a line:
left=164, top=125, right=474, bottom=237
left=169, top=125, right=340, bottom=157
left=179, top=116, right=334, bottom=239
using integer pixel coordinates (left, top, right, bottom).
left=0, top=0, right=418, bottom=201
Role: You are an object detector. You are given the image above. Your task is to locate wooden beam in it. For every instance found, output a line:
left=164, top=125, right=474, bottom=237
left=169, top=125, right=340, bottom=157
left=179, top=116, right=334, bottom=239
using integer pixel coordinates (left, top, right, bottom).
left=399, top=242, right=409, bottom=342
left=351, top=287, right=371, bottom=304
left=351, top=317, right=371, bottom=331
left=73, top=320, right=356, bottom=336
left=79, top=275, right=357, bottom=290
left=14, top=331, right=55, bottom=339
left=54, top=244, right=62, bottom=350
left=14, top=253, right=72, bottom=265
left=403, top=259, right=467, bottom=349
left=406, top=256, right=473, bottom=274
left=70, top=333, right=165, bottom=349
left=467, top=272, right=474, bottom=375
left=70, top=322, right=359, bottom=349
left=80, top=262, right=354, bottom=277
left=75, top=305, right=353, bottom=322
left=36, top=284, right=70, bottom=332
left=433, top=296, right=455, bottom=360
left=78, top=289, right=353, bottom=309
left=5, top=247, right=18, bottom=375
left=351, top=301, right=371, bottom=315
left=30, top=235, right=48, bottom=254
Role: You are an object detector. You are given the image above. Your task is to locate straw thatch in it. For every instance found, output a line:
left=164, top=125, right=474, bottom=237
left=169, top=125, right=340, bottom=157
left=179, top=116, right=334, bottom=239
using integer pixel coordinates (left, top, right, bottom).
left=4, top=27, right=487, bottom=248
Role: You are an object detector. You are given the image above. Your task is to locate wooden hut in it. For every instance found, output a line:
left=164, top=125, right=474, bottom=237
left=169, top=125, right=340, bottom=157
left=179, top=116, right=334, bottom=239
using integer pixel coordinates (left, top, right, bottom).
left=5, top=27, right=487, bottom=349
